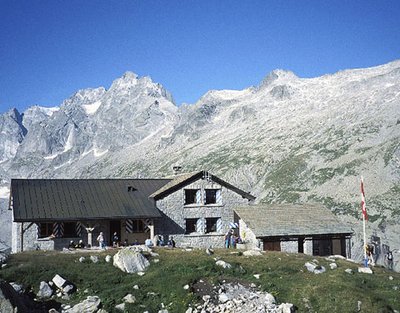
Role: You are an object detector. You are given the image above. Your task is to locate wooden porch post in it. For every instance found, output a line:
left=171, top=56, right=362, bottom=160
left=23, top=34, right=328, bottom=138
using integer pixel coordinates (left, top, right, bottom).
left=149, top=223, right=155, bottom=242
left=20, top=222, right=24, bottom=252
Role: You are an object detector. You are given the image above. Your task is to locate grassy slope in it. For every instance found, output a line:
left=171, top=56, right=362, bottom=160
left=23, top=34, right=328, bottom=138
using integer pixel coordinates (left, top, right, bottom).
left=0, top=249, right=399, bottom=313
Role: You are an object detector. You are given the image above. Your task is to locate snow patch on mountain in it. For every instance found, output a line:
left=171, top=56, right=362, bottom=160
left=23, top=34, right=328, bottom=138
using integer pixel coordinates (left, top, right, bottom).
left=82, top=100, right=102, bottom=115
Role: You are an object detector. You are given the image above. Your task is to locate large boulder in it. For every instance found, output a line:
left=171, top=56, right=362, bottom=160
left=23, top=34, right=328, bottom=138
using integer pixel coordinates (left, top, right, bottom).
left=113, top=249, right=150, bottom=273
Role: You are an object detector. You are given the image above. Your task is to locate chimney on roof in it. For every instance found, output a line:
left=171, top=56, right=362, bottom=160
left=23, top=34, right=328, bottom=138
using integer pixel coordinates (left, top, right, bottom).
left=127, top=186, right=137, bottom=192
left=172, top=166, right=182, bottom=175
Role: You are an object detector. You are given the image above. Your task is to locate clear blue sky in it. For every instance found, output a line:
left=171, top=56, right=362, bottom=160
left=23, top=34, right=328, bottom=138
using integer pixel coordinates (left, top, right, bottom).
left=1, top=1, right=399, bottom=113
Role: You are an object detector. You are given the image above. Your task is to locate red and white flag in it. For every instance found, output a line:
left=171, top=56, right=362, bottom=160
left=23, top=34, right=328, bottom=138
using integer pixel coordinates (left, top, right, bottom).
left=360, top=177, right=368, bottom=220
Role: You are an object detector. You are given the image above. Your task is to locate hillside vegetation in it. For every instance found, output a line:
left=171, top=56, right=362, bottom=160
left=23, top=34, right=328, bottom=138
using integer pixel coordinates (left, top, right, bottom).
left=0, top=248, right=399, bottom=312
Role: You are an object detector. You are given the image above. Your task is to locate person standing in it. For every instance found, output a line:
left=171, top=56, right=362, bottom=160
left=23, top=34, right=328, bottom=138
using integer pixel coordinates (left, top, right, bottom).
left=386, top=251, right=394, bottom=270
left=225, top=230, right=231, bottom=248
left=97, top=232, right=105, bottom=249
left=112, top=232, right=119, bottom=248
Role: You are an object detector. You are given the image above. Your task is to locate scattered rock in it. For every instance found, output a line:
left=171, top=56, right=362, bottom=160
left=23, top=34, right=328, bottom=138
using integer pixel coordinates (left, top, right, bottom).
left=215, top=260, right=232, bottom=269
left=113, top=249, right=150, bottom=273
left=243, top=250, right=262, bottom=256
left=105, top=255, right=112, bottom=263
left=358, top=267, right=373, bottom=274
left=329, top=263, right=338, bottom=270
left=64, top=296, right=101, bottom=313
left=52, top=274, right=67, bottom=289
left=218, top=293, right=230, bottom=303
left=90, top=255, right=99, bottom=263
left=389, top=276, right=394, bottom=280
left=265, top=293, right=276, bottom=304
left=123, top=293, right=136, bottom=303
left=357, top=300, right=362, bottom=311
left=133, top=285, right=140, bottom=289
left=137, top=271, right=146, bottom=276
left=63, top=284, right=75, bottom=295
left=206, top=248, right=214, bottom=255
left=79, top=257, right=85, bottom=263
left=253, top=274, right=261, bottom=279
left=9, top=282, right=23, bottom=294
left=183, top=284, right=190, bottom=290
left=345, top=268, right=353, bottom=274
left=115, top=302, right=125, bottom=311
left=37, top=281, right=53, bottom=298
left=153, top=259, right=160, bottom=263
left=279, top=303, right=294, bottom=313
left=305, top=262, right=326, bottom=274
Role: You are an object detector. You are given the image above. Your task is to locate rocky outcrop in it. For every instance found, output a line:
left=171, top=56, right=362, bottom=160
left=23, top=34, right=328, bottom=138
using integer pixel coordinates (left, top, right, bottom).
left=190, top=281, right=294, bottom=313
left=0, top=280, right=61, bottom=312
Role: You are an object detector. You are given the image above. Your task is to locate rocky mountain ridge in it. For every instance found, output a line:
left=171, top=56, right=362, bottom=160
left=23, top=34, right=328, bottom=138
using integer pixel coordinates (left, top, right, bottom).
left=0, top=61, right=399, bottom=260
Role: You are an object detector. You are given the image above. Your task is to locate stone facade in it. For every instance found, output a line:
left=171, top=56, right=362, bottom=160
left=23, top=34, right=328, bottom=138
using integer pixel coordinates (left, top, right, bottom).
left=156, top=178, right=252, bottom=248
left=237, top=219, right=351, bottom=257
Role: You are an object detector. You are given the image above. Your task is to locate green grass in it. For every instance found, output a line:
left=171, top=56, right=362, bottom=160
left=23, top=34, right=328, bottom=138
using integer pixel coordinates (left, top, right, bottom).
left=1, top=249, right=399, bottom=312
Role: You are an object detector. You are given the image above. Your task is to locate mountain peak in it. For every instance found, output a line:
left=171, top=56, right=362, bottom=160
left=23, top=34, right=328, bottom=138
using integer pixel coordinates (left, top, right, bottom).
left=121, top=71, right=139, bottom=81
left=260, top=69, right=298, bottom=87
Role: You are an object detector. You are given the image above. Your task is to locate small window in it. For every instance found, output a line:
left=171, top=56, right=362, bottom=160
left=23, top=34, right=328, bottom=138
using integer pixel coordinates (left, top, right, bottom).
left=185, top=218, right=198, bottom=234
left=205, top=189, right=221, bottom=204
left=133, top=220, right=145, bottom=232
left=39, top=223, right=53, bottom=238
left=185, top=189, right=200, bottom=205
left=206, top=217, right=219, bottom=233
left=64, top=222, right=78, bottom=237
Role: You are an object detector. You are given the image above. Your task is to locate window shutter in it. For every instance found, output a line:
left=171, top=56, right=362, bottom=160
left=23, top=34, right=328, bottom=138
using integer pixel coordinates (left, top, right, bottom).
left=143, top=219, right=152, bottom=233
left=196, top=189, right=202, bottom=204
left=53, top=222, right=64, bottom=237
left=126, top=219, right=133, bottom=233
left=36, top=223, right=41, bottom=238
left=216, top=218, right=223, bottom=233
left=75, top=222, right=82, bottom=237
left=196, top=218, right=204, bottom=233
left=216, top=189, right=222, bottom=204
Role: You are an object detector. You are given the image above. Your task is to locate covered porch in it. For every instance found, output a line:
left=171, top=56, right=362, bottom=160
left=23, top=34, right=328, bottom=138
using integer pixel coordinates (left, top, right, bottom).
left=10, top=178, right=168, bottom=252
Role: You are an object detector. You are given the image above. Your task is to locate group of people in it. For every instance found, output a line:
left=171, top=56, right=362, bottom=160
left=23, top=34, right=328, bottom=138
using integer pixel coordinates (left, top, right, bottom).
left=68, top=239, right=85, bottom=250
left=152, top=235, right=175, bottom=248
left=224, top=229, right=242, bottom=249
left=365, top=244, right=395, bottom=270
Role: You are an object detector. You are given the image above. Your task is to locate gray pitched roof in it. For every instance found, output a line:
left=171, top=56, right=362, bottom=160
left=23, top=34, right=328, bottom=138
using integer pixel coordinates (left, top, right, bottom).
left=151, top=171, right=256, bottom=201
left=11, top=178, right=171, bottom=222
left=235, top=203, right=353, bottom=237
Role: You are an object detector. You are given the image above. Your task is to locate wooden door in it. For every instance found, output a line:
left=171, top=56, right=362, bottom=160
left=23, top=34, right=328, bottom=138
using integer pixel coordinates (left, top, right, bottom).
left=263, top=239, right=281, bottom=251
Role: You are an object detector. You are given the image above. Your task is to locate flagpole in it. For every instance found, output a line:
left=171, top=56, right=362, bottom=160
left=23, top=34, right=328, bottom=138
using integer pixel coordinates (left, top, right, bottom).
left=361, top=176, right=367, bottom=265
left=363, top=208, right=367, bottom=262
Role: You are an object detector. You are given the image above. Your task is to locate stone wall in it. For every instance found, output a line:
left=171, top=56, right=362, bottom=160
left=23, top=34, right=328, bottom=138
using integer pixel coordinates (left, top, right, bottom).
left=281, top=240, right=299, bottom=253
left=156, top=178, right=252, bottom=248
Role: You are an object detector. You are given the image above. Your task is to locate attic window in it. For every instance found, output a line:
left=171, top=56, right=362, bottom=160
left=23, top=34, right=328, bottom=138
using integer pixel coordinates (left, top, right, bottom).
left=127, top=186, right=137, bottom=192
